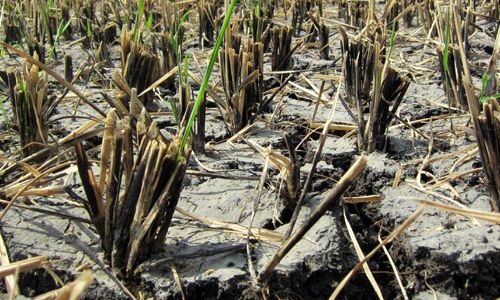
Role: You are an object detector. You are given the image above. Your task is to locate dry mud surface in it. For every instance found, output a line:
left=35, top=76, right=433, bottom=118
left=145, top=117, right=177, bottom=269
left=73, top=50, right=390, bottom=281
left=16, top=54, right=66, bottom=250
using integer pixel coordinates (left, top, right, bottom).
left=1, top=2, right=500, bottom=300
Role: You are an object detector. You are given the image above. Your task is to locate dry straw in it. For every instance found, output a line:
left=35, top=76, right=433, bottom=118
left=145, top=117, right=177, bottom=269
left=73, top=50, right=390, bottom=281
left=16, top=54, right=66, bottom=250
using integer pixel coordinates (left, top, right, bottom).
left=449, top=0, right=500, bottom=212
left=259, top=156, right=368, bottom=284
left=75, top=110, right=190, bottom=276
left=9, top=56, right=53, bottom=158
left=305, top=11, right=329, bottom=59
left=271, top=26, right=294, bottom=72
left=339, top=23, right=410, bottom=153
left=220, top=37, right=264, bottom=133
left=119, top=30, right=162, bottom=106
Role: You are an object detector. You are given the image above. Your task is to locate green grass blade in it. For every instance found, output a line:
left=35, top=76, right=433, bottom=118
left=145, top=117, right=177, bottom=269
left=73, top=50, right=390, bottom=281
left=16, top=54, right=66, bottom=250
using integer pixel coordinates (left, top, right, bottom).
left=183, top=53, right=189, bottom=85
left=168, top=96, right=180, bottom=127
left=86, top=19, right=92, bottom=39
left=177, top=0, right=238, bottom=159
left=47, top=18, right=71, bottom=62
left=382, top=20, right=398, bottom=79
left=133, top=0, right=144, bottom=43
left=480, top=93, right=500, bottom=104
left=145, top=11, right=154, bottom=32
left=479, top=72, right=500, bottom=103
left=173, top=10, right=190, bottom=63
left=388, top=20, right=397, bottom=60
left=443, top=10, right=451, bottom=74
left=255, top=0, right=263, bottom=41
left=481, top=72, right=489, bottom=97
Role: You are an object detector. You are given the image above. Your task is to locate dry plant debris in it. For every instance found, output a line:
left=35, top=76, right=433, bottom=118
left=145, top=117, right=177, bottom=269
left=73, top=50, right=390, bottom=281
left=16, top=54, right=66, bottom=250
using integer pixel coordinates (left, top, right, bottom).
left=9, top=56, right=53, bottom=158
left=220, top=38, right=264, bottom=133
left=75, top=110, right=190, bottom=277
left=0, top=0, right=499, bottom=298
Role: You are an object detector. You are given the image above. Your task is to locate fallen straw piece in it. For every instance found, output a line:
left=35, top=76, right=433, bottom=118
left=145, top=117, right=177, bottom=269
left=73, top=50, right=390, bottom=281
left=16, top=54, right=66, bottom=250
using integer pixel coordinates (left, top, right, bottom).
left=258, top=156, right=367, bottom=284
left=0, top=233, right=16, bottom=294
left=0, top=199, right=92, bottom=224
left=414, top=199, right=500, bottom=224
left=343, top=194, right=384, bottom=204
left=329, top=205, right=426, bottom=299
left=343, top=207, right=383, bottom=299
left=309, top=121, right=357, bottom=133
left=329, top=195, right=500, bottom=298
left=34, top=270, right=93, bottom=300
left=0, top=256, right=48, bottom=278
left=176, top=207, right=283, bottom=242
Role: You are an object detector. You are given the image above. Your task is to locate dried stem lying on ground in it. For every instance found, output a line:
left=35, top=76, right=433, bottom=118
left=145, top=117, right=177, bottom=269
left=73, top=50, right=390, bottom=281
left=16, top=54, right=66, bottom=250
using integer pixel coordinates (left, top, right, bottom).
left=34, top=270, right=93, bottom=300
left=258, top=156, right=367, bottom=285
left=330, top=199, right=500, bottom=298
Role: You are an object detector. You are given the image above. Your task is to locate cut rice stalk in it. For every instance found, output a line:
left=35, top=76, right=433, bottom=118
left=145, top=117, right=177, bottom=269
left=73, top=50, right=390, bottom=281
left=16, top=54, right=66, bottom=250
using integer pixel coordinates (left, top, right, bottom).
left=75, top=110, right=190, bottom=277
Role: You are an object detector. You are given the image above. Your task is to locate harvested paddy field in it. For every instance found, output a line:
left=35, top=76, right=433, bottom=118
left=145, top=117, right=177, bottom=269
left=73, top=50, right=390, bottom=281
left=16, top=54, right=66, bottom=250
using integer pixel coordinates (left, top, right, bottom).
left=0, top=0, right=499, bottom=299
